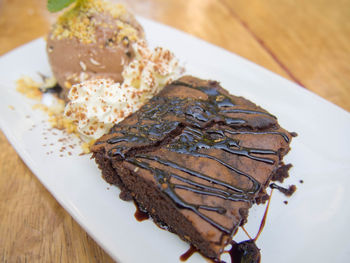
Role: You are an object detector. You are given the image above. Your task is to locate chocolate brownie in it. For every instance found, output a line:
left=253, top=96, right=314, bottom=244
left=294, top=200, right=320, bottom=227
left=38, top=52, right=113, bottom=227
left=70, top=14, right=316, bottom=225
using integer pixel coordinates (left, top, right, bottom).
left=91, top=76, right=294, bottom=260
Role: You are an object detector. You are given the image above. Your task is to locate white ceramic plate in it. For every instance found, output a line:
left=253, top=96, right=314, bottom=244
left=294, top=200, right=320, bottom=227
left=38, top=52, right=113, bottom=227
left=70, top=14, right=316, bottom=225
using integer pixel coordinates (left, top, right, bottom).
left=1, top=17, right=350, bottom=263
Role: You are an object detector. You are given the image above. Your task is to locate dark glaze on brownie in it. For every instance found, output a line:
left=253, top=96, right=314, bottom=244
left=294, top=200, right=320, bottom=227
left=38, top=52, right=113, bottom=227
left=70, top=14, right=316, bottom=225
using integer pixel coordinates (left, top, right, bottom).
left=92, top=76, right=294, bottom=260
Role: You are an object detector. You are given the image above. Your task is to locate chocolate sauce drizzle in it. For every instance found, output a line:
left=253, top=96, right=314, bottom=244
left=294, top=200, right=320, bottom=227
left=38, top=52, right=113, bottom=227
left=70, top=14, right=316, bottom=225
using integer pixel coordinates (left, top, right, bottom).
left=226, top=189, right=273, bottom=263
left=228, top=240, right=261, bottom=263
left=134, top=205, right=149, bottom=222
left=102, top=80, right=289, bottom=235
left=127, top=157, right=232, bottom=233
left=180, top=245, right=197, bottom=262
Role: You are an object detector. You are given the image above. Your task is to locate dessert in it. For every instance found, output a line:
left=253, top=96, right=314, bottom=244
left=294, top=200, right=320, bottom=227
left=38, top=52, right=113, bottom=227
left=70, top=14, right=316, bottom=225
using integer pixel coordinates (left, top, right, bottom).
left=64, top=40, right=182, bottom=140
left=18, top=0, right=182, bottom=151
left=91, top=76, right=294, bottom=260
left=46, top=0, right=144, bottom=98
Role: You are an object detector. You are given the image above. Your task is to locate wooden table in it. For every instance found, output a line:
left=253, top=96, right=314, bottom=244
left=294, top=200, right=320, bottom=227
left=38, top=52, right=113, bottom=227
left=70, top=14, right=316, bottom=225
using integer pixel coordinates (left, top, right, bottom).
left=1, top=0, right=349, bottom=261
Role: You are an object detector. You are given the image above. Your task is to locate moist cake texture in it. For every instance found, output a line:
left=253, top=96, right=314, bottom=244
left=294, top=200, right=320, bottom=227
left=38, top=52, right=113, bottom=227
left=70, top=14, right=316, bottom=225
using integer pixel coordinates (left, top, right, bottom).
left=91, top=76, right=294, bottom=260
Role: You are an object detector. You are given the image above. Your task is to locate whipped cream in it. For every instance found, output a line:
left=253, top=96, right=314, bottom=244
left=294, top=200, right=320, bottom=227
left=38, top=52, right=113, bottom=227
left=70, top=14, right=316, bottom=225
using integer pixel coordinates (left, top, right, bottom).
left=124, top=40, right=182, bottom=97
left=64, top=41, right=183, bottom=140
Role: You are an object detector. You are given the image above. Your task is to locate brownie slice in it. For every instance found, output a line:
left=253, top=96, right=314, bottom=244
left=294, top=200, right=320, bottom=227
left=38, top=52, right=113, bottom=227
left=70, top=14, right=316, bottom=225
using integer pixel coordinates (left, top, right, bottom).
left=91, top=76, right=294, bottom=260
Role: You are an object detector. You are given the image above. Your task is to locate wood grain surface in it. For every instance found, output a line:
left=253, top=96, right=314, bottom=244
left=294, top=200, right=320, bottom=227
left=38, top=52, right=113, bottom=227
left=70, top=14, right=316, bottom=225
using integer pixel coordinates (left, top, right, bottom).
left=0, top=0, right=349, bottom=262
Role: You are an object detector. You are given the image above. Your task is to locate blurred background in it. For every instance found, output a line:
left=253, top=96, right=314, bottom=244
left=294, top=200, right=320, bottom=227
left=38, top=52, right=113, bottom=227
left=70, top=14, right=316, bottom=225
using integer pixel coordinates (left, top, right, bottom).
left=1, top=0, right=349, bottom=110
left=0, top=0, right=349, bottom=262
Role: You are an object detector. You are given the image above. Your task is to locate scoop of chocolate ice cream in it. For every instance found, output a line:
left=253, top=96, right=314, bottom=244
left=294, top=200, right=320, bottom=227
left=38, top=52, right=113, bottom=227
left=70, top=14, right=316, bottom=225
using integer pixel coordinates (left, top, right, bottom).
left=46, top=0, right=144, bottom=98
